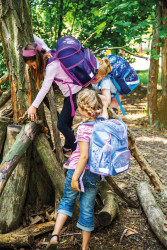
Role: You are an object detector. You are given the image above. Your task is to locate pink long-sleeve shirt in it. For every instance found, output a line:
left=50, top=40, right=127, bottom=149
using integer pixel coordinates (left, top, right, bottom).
left=32, top=60, right=82, bottom=108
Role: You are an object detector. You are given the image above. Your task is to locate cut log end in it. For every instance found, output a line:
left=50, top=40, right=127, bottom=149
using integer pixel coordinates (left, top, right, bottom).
left=97, top=211, right=113, bottom=226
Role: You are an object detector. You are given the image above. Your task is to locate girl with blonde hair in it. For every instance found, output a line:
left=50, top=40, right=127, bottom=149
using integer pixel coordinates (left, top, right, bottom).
left=91, top=55, right=139, bottom=115
left=46, top=88, right=108, bottom=250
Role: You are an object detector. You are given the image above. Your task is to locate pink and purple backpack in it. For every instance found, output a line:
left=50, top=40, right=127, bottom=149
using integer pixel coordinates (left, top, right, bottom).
left=47, top=36, right=98, bottom=116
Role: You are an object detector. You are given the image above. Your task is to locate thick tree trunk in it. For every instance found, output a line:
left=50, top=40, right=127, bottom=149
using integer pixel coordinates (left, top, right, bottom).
left=158, top=0, right=167, bottom=127
left=0, top=125, right=31, bottom=233
left=0, top=221, right=55, bottom=248
left=136, top=182, right=167, bottom=248
left=0, top=0, right=35, bottom=123
left=98, top=180, right=119, bottom=226
left=0, top=122, right=42, bottom=195
left=147, top=1, right=161, bottom=125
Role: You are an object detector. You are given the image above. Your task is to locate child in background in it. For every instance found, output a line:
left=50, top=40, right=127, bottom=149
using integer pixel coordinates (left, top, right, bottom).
left=46, top=89, right=108, bottom=250
left=92, top=57, right=120, bottom=113
left=22, top=41, right=82, bottom=156
left=91, top=56, right=139, bottom=115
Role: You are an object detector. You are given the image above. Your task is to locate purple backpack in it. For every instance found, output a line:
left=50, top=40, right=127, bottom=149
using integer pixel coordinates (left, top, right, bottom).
left=47, top=36, right=98, bottom=116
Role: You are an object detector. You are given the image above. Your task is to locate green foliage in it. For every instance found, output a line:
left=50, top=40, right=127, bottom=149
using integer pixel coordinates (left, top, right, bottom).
left=0, top=42, right=10, bottom=89
left=29, top=0, right=155, bottom=52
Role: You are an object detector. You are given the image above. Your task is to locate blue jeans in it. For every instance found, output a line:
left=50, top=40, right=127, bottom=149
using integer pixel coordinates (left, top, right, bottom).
left=58, top=169, right=100, bottom=232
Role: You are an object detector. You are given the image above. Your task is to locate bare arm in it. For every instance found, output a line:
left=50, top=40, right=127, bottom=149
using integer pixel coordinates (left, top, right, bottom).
left=71, top=141, right=89, bottom=192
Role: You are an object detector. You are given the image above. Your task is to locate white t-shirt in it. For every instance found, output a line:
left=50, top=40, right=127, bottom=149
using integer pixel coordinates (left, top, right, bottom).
left=92, top=76, right=117, bottom=94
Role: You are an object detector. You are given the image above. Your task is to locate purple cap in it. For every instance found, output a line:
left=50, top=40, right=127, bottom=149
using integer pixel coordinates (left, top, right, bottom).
left=22, top=42, right=42, bottom=57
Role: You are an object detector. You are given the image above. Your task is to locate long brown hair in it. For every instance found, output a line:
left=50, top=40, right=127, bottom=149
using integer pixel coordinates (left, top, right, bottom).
left=23, top=43, right=51, bottom=90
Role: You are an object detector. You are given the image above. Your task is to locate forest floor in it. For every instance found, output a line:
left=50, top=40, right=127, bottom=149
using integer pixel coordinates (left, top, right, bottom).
left=31, top=84, right=167, bottom=250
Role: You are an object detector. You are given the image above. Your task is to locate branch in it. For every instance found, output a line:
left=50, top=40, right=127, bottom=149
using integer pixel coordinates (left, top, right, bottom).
left=0, top=72, right=9, bottom=86
left=83, top=32, right=96, bottom=46
left=93, top=47, right=148, bottom=60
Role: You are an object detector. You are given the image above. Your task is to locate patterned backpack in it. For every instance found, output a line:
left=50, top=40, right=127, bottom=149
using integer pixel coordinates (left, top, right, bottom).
left=47, top=36, right=98, bottom=116
left=85, top=118, right=130, bottom=176
left=47, top=36, right=98, bottom=87
left=105, top=55, right=140, bottom=115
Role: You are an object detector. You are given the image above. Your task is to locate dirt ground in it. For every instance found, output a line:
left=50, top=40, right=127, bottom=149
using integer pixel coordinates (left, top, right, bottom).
left=26, top=85, right=167, bottom=250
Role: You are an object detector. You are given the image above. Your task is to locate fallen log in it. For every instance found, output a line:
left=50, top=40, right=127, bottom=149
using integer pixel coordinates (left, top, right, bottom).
left=108, top=108, right=163, bottom=191
left=0, top=72, right=9, bottom=87
left=136, top=182, right=167, bottom=248
left=105, top=176, right=138, bottom=208
left=0, top=125, right=31, bottom=233
left=0, top=121, right=42, bottom=196
left=0, top=221, right=55, bottom=248
left=34, top=133, right=65, bottom=197
left=98, top=180, right=119, bottom=226
left=46, top=86, right=64, bottom=164
left=0, top=88, right=11, bottom=108
left=0, top=120, right=7, bottom=155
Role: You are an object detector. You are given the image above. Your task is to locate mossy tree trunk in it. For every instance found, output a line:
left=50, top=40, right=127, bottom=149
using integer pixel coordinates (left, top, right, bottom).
left=158, top=0, right=167, bottom=127
left=147, top=0, right=161, bottom=125
left=0, top=0, right=35, bottom=123
left=0, top=0, right=64, bottom=235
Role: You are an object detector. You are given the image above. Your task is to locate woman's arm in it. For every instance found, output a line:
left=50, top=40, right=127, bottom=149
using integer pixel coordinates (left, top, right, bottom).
left=71, top=141, right=89, bottom=192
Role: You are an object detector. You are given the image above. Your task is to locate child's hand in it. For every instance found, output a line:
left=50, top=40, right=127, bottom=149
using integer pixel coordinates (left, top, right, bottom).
left=25, top=105, right=37, bottom=121
left=71, top=178, right=80, bottom=192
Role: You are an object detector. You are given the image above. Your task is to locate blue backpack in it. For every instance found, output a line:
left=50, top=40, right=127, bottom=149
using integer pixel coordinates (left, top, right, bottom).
left=47, top=36, right=98, bottom=116
left=84, top=118, right=130, bottom=176
left=99, top=55, right=140, bottom=116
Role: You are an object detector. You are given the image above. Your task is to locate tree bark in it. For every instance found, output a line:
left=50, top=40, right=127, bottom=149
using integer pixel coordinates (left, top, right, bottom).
left=0, top=122, right=42, bottom=195
left=147, top=0, right=161, bottom=125
left=0, top=120, right=7, bottom=156
left=158, top=0, right=167, bottom=127
left=34, top=133, right=65, bottom=198
left=0, top=99, right=12, bottom=118
left=136, top=182, right=167, bottom=248
left=0, top=72, right=9, bottom=87
left=0, top=88, right=11, bottom=108
left=0, top=0, right=35, bottom=123
left=98, top=180, right=119, bottom=226
left=0, top=221, right=55, bottom=248
left=0, top=125, right=31, bottom=233
left=46, top=86, right=64, bottom=164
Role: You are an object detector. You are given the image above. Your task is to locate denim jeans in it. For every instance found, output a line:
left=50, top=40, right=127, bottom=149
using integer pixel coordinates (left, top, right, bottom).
left=58, top=169, right=100, bottom=232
